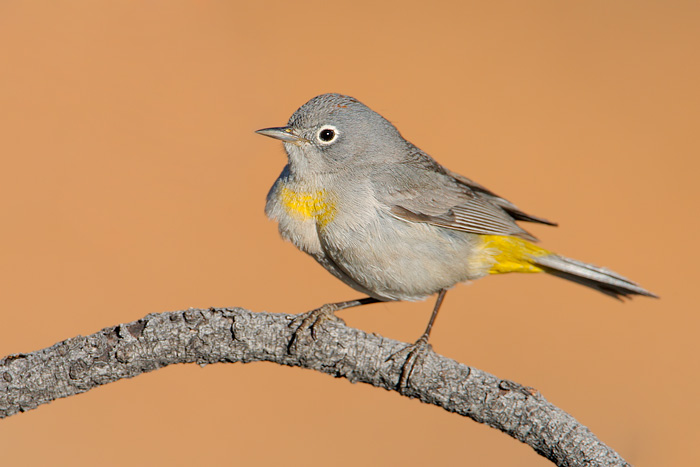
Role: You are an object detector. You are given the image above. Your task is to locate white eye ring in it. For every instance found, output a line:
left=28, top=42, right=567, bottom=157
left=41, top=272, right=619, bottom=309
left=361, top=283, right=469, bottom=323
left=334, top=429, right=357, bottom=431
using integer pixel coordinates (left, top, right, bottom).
left=316, top=125, right=339, bottom=145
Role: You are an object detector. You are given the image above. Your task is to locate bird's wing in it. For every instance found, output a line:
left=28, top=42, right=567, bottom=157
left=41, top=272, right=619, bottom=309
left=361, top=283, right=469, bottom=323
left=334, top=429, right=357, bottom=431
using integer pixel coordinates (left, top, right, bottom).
left=444, top=169, right=558, bottom=227
left=375, top=161, right=554, bottom=242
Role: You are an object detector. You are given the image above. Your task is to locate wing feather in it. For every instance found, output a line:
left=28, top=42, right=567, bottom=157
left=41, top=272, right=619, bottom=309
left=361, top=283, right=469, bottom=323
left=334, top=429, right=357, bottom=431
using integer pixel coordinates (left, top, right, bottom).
left=376, top=149, right=555, bottom=241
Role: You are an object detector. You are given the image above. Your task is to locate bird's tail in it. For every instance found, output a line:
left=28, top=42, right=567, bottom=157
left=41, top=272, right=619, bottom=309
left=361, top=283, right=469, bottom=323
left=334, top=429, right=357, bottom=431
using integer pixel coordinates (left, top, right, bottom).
left=480, top=235, right=657, bottom=299
left=532, top=254, right=657, bottom=299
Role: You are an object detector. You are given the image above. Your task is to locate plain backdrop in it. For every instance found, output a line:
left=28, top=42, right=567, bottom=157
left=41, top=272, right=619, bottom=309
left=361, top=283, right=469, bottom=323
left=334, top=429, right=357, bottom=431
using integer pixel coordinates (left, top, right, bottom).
left=1, top=2, right=698, bottom=466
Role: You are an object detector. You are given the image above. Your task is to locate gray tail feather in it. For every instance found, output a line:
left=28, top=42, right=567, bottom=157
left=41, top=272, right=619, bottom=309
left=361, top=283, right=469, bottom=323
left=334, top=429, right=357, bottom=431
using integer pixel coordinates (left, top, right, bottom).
left=533, top=255, right=658, bottom=300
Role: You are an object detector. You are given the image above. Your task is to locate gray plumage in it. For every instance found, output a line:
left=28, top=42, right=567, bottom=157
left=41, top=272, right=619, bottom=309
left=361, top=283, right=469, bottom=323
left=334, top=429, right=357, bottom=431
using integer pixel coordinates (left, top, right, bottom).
left=258, top=93, right=656, bottom=303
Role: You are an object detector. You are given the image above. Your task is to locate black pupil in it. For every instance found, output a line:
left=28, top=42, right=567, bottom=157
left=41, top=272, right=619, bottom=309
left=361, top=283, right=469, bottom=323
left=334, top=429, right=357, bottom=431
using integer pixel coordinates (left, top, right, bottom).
left=319, top=129, right=335, bottom=142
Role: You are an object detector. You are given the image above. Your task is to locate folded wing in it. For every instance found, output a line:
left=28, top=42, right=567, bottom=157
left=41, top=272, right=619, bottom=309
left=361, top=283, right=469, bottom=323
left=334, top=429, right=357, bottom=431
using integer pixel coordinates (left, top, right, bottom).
left=376, top=152, right=555, bottom=241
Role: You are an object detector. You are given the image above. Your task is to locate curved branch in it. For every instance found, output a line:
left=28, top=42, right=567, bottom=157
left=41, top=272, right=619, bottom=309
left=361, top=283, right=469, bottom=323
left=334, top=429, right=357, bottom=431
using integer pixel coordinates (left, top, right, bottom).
left=0, top=307, right=628, bottom=466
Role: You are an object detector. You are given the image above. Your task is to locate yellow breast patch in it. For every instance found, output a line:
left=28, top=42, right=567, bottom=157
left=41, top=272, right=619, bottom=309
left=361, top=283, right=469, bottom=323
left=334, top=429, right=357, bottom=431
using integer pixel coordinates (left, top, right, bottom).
left=279, top=186, right=336, bottom=228
left=480, top=235, right=551, bottom=274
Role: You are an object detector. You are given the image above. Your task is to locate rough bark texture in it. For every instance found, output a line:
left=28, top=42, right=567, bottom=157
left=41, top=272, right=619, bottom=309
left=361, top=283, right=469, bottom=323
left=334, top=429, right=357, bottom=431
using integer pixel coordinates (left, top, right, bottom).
left=0, top=307, right=629, bottom=466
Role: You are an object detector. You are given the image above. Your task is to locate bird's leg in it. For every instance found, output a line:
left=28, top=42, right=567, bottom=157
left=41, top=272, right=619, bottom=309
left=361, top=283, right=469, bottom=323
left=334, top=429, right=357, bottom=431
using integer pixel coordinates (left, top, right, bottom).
left=392, top=289, right=447, bottom=389
left=288, top=297, right=381, bottom=350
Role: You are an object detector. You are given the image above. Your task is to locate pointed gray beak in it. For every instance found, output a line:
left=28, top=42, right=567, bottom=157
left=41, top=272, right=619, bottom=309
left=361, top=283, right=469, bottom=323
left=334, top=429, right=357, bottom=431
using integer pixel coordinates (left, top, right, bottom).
left=255, top=126, right=305, bottom=143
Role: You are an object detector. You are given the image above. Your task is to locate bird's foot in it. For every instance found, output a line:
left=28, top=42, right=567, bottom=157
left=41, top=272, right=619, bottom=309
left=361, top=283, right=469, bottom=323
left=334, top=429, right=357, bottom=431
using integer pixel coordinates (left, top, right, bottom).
left=388, top=334, right=433, bottom=390
left=287, top=303, right=346, bottom=351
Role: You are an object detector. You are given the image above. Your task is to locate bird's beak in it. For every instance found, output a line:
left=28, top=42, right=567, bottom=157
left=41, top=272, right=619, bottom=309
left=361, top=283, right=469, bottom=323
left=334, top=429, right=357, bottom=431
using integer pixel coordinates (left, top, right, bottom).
left=255, top=126, right=306, bottom=143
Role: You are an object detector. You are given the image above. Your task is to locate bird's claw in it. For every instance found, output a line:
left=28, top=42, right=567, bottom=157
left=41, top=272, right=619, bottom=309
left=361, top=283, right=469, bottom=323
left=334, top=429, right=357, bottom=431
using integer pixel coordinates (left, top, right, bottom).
left=287, top=303, right=346, bottom=352
left=388, top=334, right=433, bottom=390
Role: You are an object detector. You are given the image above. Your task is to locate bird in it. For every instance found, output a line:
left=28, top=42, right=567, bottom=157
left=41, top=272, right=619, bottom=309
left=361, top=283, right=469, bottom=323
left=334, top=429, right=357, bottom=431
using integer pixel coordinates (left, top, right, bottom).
left=256, top=93, right=656, bottom=378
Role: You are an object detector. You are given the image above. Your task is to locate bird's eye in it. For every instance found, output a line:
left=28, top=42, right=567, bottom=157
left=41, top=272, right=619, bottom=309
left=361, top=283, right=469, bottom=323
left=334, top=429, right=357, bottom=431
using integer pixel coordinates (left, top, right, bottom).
left=317, top=125, right=339, bottom=144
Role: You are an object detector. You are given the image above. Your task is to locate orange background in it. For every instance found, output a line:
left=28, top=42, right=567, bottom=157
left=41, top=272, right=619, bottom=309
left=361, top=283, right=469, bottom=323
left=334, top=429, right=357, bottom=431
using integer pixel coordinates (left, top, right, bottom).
left=0, top=2, right=697, bottom=466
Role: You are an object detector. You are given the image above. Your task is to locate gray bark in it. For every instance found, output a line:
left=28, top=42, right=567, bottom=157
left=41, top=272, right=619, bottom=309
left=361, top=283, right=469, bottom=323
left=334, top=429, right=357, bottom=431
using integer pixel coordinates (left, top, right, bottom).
left=0, top=307, right=628, bottom=466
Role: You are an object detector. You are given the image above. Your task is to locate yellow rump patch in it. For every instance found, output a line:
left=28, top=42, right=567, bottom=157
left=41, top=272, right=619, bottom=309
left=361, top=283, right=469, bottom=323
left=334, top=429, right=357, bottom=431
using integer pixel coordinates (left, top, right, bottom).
left=279, top=187, right=336, bottom=228
left=480, top=235, right=551, bottom=274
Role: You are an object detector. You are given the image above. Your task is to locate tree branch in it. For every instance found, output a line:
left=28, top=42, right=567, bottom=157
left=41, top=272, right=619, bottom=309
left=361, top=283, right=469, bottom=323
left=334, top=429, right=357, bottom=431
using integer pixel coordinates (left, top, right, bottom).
left=0, top=307, right=628, bottom=466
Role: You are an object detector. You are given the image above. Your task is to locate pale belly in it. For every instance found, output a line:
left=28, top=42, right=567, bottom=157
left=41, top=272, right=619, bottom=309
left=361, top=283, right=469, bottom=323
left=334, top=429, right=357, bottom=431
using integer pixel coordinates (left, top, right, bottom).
left=318, top=210, right=489, bottom=301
